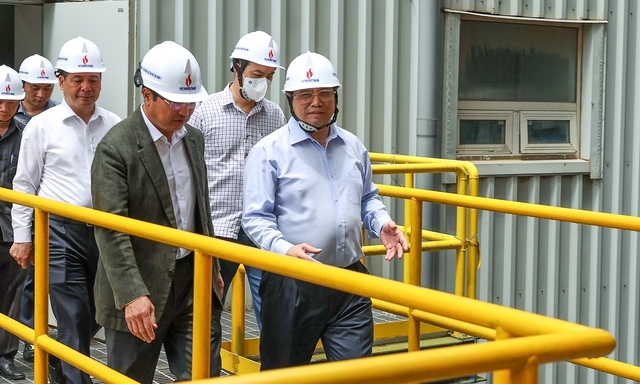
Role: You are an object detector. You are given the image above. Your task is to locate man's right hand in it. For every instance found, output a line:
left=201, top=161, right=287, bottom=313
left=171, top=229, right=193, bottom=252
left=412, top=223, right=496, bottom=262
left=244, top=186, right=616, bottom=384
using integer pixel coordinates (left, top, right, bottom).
left=124, top=296, right=158, bottom=343
left=10, top=242, right=33, bottom=269
left=286, top=243, right=322, bottom=263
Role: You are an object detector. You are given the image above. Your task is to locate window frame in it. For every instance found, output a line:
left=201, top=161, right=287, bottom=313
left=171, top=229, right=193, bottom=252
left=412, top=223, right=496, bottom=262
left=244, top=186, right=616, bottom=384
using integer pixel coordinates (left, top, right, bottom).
left=441, top=10, right=606, bottom=180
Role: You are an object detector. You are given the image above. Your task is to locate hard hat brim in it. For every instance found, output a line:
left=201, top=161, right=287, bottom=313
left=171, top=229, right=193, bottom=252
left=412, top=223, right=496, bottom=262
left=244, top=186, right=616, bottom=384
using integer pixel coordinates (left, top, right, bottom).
left=0, top=94, right=26, bottom=101
left=19, top=76, right=58, bottom=84
left=154, top=85, right=209, bottom=103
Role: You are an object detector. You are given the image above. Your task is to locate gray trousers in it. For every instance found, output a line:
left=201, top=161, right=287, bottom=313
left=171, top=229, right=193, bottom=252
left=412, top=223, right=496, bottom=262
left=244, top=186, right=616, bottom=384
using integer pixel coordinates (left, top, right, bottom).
left=48, top=219, right=101, bottom=384
left=259, top=260, right=374, bottom=370
left=0, top=242, right=27, bottom=365
left=105, top=253, right=223, bottom=384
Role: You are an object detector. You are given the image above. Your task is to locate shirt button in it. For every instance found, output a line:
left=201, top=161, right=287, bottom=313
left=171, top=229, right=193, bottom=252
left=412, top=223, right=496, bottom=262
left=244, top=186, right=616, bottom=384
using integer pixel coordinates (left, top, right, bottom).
left=168, top=268, right=175, bottom=277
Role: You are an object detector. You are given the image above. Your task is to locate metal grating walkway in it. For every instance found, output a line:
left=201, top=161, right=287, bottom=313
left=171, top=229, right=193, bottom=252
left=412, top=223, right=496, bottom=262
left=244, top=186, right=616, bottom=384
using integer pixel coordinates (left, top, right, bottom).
left=1, top=308, right=407, bottom=383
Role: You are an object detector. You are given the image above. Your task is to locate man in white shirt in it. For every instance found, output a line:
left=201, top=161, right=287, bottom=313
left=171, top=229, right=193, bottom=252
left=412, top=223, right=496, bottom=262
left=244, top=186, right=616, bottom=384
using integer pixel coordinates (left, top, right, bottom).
left=10, top=36, right=121, bottom=384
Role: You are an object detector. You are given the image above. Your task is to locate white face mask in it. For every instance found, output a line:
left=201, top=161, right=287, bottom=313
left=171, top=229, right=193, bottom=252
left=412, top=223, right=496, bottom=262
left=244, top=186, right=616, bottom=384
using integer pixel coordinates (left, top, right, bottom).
left=240, top=77, right=270, bottom=102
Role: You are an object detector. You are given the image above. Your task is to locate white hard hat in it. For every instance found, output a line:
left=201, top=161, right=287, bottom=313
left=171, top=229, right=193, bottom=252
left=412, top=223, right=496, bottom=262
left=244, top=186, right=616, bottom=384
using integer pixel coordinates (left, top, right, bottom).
left=282, top=51, right=341, bottom=92
left=56, top=36, right=106, bottom=73
left=0, top=65, right=26, bottom=101
left=19, top=54, right=57, bottom=84
left=230, top=31, right=284, bottom=69
left=136, top=41, right=208, bottom=103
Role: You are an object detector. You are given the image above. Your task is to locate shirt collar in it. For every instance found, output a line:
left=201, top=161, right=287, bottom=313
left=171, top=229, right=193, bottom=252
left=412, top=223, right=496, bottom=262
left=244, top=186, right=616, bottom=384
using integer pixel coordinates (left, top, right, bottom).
left=59, top=99, right=103, bottom=124
left=288, top=117, right=342, bottom=146
left=140, top=103, right=187, bottom=143
left=17, top=99, right=57, bottom=117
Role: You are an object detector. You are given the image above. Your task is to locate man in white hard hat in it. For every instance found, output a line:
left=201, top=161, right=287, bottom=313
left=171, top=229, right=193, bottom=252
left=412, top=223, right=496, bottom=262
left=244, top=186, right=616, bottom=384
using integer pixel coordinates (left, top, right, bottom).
left=14, top=54, right=59, bottom=126
left=14, top=53, right=60, bottom=364
left=242, top=52, right=408, bottom=370
left=188, top=31, right=286, bottom=329
left=92, top=41, right=223, bottom=383
left=0, top=65, right=27, bottom=381
left=10, top=36, right=121, bottom=384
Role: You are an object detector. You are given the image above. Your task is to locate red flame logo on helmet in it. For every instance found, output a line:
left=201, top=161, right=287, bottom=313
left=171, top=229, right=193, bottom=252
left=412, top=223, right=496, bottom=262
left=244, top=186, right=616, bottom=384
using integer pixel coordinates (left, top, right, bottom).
left=268, top=50, right=274, bottom=59
left=5, top=84, right=10, bottom=93
left=41, top=69, right=46, bottom=76
left=306, top=68, right=313, bottom=79
left=82, top=55, right=89, bottom=65
left=185, top=74, right=192, bottom=87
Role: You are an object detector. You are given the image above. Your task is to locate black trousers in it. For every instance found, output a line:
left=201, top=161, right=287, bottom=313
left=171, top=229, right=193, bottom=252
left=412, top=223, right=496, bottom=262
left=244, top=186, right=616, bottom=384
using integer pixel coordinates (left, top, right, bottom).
left=105, top=253, right=223, bottom=384
left=0, top=242, right=27, bottom=365
left=259, top=260, right=373, bottom=370
left=48, top=219, right=101, bottom=384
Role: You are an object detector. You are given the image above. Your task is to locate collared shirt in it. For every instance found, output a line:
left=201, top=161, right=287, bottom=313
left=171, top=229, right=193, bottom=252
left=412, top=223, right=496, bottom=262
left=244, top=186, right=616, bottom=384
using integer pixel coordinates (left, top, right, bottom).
left=242, top=117, right=392, bottom=267
left=0, top=119, right=24, bottom=242
left=14, top=99, right=60, bottom=126
left=141, top=105, right=195, bottom=259
left=188, top=83, right=286, bottom=239
left=11, top=100, right=121, bottom=242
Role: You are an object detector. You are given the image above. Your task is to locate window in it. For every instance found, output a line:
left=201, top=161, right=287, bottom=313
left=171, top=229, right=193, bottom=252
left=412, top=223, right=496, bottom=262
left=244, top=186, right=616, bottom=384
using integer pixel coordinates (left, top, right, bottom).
left=456, top=20, right=580, bottom=160
left=442, top=10, right=606, bottom=179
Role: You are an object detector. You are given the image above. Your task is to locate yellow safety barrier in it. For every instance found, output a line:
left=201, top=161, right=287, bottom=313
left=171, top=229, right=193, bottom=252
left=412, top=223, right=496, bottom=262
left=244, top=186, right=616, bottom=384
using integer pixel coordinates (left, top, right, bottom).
left=0, top=185, right=622, bottom=383
left=223, top=154, right=479, bottom=372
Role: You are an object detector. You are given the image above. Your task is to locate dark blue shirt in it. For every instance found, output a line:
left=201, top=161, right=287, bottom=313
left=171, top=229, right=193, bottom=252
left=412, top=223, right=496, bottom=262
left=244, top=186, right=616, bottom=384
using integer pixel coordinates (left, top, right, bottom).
left=0, top=119, right=24, bottom=241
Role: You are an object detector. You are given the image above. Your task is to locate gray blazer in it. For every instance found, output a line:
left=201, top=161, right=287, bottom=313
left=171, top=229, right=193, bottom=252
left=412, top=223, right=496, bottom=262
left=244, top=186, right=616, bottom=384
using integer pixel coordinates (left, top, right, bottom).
left=91, top=107, right=221, bottom=332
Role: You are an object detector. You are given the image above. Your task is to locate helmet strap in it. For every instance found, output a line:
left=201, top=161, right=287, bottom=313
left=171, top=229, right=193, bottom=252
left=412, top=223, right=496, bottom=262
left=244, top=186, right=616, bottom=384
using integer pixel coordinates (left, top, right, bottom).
left=285, top=91, right=340, bottom=133
left=233, top=59, right=253, bottom=101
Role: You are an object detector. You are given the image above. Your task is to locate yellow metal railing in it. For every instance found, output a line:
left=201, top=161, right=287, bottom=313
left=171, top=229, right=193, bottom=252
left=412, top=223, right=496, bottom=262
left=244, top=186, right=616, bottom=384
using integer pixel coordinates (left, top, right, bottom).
left=0, top=179, right=626, bottom=383
left=223, top=153, right=479, bottom=371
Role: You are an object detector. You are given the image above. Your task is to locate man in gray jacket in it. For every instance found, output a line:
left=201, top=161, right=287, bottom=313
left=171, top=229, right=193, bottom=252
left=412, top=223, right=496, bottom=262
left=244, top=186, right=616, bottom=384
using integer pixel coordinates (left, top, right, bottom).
left=91, top=41, right=223, bottom=384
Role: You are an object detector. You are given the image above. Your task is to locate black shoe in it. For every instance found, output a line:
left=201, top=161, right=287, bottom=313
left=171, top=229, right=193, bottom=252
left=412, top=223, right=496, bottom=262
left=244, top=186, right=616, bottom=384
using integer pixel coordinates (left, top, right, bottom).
left=23, top=342, right=34, bottom=362
left=0, top=362, right=26, bottom=380
left=48, top=360, right=67, bottom=384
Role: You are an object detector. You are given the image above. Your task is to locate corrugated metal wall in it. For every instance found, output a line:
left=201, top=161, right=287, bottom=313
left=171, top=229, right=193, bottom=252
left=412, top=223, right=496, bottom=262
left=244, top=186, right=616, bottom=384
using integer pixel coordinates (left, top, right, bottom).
left=438, top=1, right=640, bottom=384
left=132, top=0, right=640, bottom=383
left=133, top=0, right=437, bottom=282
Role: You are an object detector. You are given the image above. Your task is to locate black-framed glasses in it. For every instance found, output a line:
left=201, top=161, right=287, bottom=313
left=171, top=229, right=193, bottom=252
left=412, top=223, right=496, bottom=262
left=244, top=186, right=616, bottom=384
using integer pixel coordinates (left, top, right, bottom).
left=292, top=89, right=336, bottom=104
left=157, top=93, right=197, bottom=111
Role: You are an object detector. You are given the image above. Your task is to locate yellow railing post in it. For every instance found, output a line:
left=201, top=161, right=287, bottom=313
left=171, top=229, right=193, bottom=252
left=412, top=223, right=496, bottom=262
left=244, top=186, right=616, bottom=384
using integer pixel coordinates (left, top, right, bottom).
left=408, top=198, right=422, bottom=351
left=192, top=249, right=212, bottom=380
left=465, top=164, right=480, bottom=300
left=493, top=327, right=538, bottom=384
left=403, top=173, right=413, bottom=285
left=34, top=209, right=49, bottom=384
left=230, top=265, right=246, bottom=356
left=455, top=173, right=468, bottom=297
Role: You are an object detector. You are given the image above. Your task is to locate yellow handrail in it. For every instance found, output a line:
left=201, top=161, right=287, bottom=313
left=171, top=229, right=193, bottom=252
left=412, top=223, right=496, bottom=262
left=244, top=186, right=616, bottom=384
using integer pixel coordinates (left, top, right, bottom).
left=0, top=186, right=619, bottom=383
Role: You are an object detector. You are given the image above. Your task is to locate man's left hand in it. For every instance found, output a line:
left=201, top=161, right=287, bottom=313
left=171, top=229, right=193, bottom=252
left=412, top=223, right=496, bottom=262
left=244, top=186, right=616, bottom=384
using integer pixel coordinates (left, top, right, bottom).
left=380, top=220, right=408, bottom=261
left=216, top=269, right=224, bottom=299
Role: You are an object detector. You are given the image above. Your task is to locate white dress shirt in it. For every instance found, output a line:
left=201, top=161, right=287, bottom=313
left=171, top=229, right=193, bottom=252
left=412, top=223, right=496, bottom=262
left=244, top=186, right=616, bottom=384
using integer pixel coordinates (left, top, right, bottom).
left=141, top=106, right=195, bottom=259
left=12, top=100, right=121, bottom=242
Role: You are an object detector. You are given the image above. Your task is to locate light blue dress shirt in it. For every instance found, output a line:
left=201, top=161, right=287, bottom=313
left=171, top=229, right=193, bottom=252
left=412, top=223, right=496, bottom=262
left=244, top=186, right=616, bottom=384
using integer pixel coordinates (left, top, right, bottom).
left=242, top=117, right=392, bottom=267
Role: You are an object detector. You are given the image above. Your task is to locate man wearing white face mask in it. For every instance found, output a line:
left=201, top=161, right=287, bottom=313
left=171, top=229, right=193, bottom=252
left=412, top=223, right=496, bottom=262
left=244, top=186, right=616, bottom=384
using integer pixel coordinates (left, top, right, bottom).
left=188, top=31, right=286, bottom=331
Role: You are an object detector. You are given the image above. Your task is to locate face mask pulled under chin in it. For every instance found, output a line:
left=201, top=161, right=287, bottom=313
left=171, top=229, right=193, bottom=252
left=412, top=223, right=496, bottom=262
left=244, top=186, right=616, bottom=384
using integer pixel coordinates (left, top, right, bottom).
left=240, top=77, right=270, bottom=102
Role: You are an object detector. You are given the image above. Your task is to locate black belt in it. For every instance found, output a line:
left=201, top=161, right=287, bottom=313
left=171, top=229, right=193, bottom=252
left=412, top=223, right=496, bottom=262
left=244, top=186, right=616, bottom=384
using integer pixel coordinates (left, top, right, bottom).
left=49, top=214, right=93, bottom=227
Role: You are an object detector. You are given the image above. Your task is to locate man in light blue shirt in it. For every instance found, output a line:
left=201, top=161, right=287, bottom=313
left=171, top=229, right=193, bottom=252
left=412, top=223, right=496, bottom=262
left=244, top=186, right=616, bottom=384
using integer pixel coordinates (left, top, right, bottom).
left=242, top=52, right=408, bottom=370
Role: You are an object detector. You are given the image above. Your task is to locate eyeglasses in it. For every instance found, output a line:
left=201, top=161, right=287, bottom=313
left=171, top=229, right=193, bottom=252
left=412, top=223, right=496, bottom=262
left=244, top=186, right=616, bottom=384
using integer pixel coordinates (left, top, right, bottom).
left=292, top=89, right=336, bottom=104
left=157, top=94, right=196, bottom=111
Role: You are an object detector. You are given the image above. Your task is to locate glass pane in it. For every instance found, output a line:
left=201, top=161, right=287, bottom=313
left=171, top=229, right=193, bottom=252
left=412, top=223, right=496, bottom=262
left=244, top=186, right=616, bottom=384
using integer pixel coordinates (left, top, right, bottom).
left=460, top=120, right=505, bottom=145
left=459, top=20, right=578, bottom=102
left=527, top=120, right=570, bottom=144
